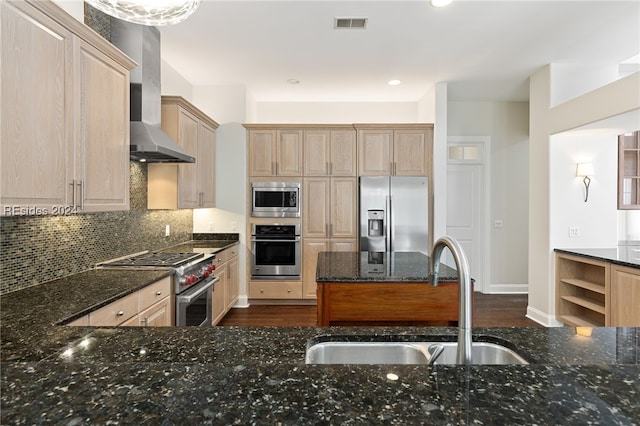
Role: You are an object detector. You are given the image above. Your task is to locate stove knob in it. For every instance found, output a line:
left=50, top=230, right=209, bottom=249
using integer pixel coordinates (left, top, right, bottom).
left=203, top=271, right=210, bottom=278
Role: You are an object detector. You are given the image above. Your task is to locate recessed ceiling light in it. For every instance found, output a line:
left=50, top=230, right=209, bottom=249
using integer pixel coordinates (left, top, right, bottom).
left=430, top=0, right=453, bottom=7
left=287, top=79, right=300, bottom=85
left=388, top=80, right=401, bottom=86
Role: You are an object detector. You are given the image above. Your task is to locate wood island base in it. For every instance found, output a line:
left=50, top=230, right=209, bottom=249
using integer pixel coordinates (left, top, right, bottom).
left=316, top=281, right=463, bottom=326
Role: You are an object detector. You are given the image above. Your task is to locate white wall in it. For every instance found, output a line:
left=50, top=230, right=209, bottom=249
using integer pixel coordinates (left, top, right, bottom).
left=253, top=102, right=419, bottom=123
left=550, top=64, right=620, bottom=107
left=51, top=0, right=83, bottom=21
left=161, top=60, right=193, bottom=101
left=549, top=133, right=618, bottom=249
left=448, top=101, right=529, bottom=292
left=528, top=67, right=640, bottom=327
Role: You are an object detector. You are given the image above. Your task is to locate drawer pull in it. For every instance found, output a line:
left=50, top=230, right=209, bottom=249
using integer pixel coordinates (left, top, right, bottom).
left=287, top=289, right=292, bottom=293
left=156, top=291, right=162, bottom=296
left=117, top=310, right=125, bottom=316
left=260, top=289, right=264, bottom=293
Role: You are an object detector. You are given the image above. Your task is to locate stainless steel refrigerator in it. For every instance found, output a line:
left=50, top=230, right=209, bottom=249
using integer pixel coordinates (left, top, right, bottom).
left=359, top=176, right=429, bottom=254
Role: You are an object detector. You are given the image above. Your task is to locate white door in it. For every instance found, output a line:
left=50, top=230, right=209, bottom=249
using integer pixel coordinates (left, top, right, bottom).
left=446, top=138, right=489, bottom=293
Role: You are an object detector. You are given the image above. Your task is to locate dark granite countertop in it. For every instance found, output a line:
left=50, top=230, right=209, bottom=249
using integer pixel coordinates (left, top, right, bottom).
left=555, top=246, right=640, bottom=269
left=2, top=240, right=639, bottom=424
left=317, top=251, right=459, bottom=282
left=159, top=237, right=240, bottom=255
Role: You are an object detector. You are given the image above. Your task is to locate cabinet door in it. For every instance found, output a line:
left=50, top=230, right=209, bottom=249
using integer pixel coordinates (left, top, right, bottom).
left=304, top=129, right=330, bottom=176
left=277, top=129, right=303, bottom=176
left=610, top=265, right=640, bottom=326
left=176, top=109, right=200, bottom=208
left=249, top=130, right=276, bottom=176
left=198, top=122, right=216, bottom=207
left=330, top=178, right=357, bottom=238
left=330, top=239, right=358, bottom=252
left=212, top=268, right=227, bottom=325
left=226, top=256, right=239, bottom=309
left=303, top=178, right=330, bottom=238
left=618, top=131, right=640, bottom=209
left=140, top=297, right=173, bottom=327
left=331, top=130, right=357, bottom=176
left=77, top=39, right=130, bottom=212
left=303, top=239, right=328, bottom=299
left=393, top=129, right=431, bottom=176
left=358, top=130, right=393, bottom=176
left=1, top=1, right=74, bottom=212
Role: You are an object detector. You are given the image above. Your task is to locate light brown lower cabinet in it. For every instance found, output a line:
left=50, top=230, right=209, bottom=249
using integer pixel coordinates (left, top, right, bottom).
left=610, top=264, right=640, bottom=326
left=556, top=253, right=640, bottom=327
left=248, top=281, right=303, bottom=299
left=302, top=239, right=357, bottom=299
left=211, top=245, right=240, bottom=325
left=68, top=276, right=173, bottom=327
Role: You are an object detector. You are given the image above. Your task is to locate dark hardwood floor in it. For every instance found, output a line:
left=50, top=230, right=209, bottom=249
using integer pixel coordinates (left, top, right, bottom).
left=218, top=293, right=541, bottom=327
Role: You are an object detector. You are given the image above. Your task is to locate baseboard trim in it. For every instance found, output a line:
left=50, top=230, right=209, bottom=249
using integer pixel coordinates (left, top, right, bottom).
left=233, top=295, right=250, bottom=308
left=526, top=305, right=564, bottom=327
left=485, top=283, right=528, bottom=294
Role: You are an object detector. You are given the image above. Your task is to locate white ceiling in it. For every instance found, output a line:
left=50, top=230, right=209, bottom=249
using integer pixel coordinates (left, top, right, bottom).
left=158, top=0, right=640, bottom=103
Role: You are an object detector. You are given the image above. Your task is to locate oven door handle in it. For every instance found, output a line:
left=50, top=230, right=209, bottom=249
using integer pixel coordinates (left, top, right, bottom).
left=251, top=237, right=301, bottom=243
left=177, top=276, right=218, bottom=304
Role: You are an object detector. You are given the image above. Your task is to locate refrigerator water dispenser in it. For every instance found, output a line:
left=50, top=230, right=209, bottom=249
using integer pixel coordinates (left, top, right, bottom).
left=367, top=210, right=384, bottom=237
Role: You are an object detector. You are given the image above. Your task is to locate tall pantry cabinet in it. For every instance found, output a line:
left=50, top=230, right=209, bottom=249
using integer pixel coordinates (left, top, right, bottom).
left=0, top=0, right=136, bottom=215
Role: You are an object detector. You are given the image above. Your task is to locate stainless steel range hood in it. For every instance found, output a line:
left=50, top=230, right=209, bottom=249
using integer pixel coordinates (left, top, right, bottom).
left=110, top=19, right=195, bottom=163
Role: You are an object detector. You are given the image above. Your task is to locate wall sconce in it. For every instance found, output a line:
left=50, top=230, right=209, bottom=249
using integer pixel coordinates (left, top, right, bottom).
left=576, top=163, right=594, bottom=202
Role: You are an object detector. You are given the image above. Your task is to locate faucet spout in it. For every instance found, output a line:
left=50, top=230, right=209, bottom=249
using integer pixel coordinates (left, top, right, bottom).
left=430, top=236, right=472, bottom=365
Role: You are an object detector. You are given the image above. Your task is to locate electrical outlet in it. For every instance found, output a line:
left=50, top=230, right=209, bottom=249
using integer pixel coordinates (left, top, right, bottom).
left=208, top=222, right=215, bottom=232
left=231, top=221, right=237, bottom=231
left=568, top=226, right=580, bottom=238
left=494, top=220, right=503, bottom=229
left=165, top=224, right=170, bottom=237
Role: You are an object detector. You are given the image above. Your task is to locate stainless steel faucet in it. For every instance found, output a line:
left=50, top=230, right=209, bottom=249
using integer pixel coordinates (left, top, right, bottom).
left=430, top=236, right=472, bottom=364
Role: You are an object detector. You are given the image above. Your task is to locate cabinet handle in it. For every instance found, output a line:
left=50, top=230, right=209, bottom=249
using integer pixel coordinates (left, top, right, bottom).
left=142, top=317, right=148, bottom=327
left=77, top=181, right=84, bottom=210
left=287, top=288, right=292, bottom=293
left=272, top=162, right=276, bottom=175
left=326, top=162, right=329, bottom=175
left=69, top=180, right=76, bottom=208
left=260, top=289, right=264, bottom=293
left=156, top=291, right=162, bottom=296
left=117, top=310, right=125, bottom=316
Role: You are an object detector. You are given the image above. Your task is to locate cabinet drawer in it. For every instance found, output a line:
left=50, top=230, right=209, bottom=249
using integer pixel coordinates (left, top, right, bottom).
left=89, top=292, right=138, bottom=326
left=138, top=277, right=172, bottom=312
left=227, top=244, right=239, bottom=259
left=214, top=249, right=228, bottom=266
left=249, top=281, right=302, bottom=299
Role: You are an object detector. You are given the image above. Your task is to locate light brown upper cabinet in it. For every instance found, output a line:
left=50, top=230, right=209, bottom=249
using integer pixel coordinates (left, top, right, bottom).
left=0, top=0, right=135, bottom=215
left=148, top=96, right=219, bottom=209
left=355, top=124, right=434, bottom=177
left=304, top=127, right=356, bottom=176
left=618, top=131, right=640, bottom=209
left=247, top=126, right=303, bottom=176
left=303, top=177, right=358, bottom=239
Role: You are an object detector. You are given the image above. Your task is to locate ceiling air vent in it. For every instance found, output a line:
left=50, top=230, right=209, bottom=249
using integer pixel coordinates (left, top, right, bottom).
left=334, top=17, right=368, bottom=29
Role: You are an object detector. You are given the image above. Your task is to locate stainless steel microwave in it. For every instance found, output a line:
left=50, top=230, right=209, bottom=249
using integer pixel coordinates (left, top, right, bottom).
left=251, top=182, right=301, bottom=218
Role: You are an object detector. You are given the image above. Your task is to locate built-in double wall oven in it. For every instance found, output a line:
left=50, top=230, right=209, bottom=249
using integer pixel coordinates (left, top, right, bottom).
left=251, top=224, right=301, bottom=280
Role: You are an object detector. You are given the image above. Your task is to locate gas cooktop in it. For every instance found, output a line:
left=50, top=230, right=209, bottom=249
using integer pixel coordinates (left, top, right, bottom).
left=102, top=252, right=204, bottom=268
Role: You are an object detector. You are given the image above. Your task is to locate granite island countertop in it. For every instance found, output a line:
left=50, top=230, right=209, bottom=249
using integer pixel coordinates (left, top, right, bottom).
left=316, top=251, right=459, bottom=282
left=555, top=246, right=640, bottom=269
left=2, top=244, right=640, bottom=424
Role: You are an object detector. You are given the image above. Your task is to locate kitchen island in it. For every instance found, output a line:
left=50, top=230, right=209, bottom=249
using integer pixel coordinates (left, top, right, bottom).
left=1, top=250, right=639, bottom=424
left=316, top=251, right=462, bottom=326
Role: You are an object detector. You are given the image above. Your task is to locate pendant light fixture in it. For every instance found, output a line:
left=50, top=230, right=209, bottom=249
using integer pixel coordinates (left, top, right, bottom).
left=85, top=0, right=201, bottom=26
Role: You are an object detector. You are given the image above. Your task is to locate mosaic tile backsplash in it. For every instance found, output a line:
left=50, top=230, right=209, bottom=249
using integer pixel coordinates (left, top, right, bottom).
left=0, top=162, right=193, bottom=295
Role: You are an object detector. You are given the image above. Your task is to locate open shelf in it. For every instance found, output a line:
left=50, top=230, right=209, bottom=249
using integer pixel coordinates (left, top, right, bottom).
left=555, top=253, right=609, bottom=327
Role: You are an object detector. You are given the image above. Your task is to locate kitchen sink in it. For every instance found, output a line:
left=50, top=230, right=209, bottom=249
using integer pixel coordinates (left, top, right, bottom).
left=305, top=339, right=529, bottom=365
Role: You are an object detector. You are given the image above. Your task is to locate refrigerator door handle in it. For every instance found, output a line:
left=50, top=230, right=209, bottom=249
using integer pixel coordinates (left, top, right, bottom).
left=387, top=195, right=392, bottom=251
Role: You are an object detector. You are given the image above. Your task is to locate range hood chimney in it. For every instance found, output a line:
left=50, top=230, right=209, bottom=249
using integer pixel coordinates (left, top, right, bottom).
left=110, top=19, right=195, bottom=163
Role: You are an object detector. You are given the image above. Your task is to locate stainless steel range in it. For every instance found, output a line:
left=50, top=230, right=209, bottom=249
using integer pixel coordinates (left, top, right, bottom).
left=101, top=252, right=219, bottom=326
